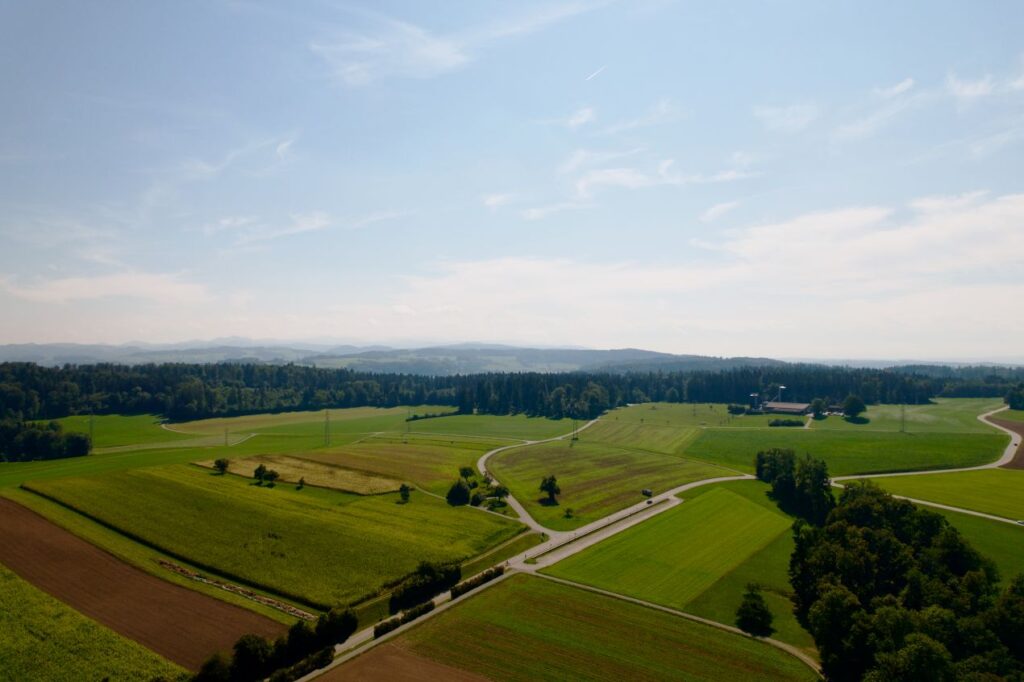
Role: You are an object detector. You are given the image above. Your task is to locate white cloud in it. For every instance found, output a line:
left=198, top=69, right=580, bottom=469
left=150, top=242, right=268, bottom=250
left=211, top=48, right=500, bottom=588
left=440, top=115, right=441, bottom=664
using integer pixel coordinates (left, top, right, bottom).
left=234, top=211, right=332, bottom=245
left=585, top=65, right=606, bottom=81
left=1, top=271, right=208, bottom=305
left=574, top=159, right=754, bottom=198
left=947, top=72, right=995, bottom=100
left=874, top=77, right=915, bottom=98
left=521, top=201, right=590, bottom=221
left=753, top=103, right=818, bottom=133
left=482, top=193, right=515, bottom=209
left=603, top=99, right=681, bottom=135
left=567, top=107, right=596, bottom=129
left=275, top=138, right=295, bottom=160
left=311, top=3, right=606, bottom=86
left=558, top=147, right=644, bottom=175
left=699, top=201, right=739, bottom=223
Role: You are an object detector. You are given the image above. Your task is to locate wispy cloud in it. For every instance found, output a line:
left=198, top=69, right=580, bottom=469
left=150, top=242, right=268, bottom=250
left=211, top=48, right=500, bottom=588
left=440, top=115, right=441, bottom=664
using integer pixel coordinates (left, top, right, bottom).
left=753, top=103, right=818, bottom=133
left=482, top=193, right=515, bottom=209
left=874, top=77, right=915, bottom=98
left=521, top=201, right=591, bottom=221
left=567, top=106, right=596, bottom=130
left=946, top=72, right=995, bottom=101
left=574, top=159, right=754, bottom=198
left=1, top=271, right=209, bottom=305
left=602, top=99, right=681, bottom=135
left=234, top=211, right=332, bottom=245
left=585, top=65, right=606, bottom=81
left=311, top=3, right=608, bottom=86
left=699, top=201, right=739, bottom=223
left=558, top=147, right=644, bottom=175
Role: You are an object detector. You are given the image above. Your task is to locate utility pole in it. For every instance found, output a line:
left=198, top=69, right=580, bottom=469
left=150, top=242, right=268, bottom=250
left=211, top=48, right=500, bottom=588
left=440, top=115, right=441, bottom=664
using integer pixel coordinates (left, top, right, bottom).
left=324, top=410, right=331, bottom=447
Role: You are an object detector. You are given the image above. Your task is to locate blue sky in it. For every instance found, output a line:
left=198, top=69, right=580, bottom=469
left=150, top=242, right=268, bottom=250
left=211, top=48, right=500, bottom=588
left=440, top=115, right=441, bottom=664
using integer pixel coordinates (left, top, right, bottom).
left=1, top=1, right=1023, bottom=359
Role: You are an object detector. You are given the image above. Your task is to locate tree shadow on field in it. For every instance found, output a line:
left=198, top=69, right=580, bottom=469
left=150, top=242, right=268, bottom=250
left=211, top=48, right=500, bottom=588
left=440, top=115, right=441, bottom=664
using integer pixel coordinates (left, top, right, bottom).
left=537, top=497, right=560, bottom=507
left=844, top=416, right=870, bottom=425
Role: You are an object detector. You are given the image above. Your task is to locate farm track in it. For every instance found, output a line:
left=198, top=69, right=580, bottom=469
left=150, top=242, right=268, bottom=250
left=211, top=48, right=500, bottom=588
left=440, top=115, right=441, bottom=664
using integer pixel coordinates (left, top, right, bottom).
left=832, top=406, right=1024, bottom=523
left=0, top=497, right=285, bottom=671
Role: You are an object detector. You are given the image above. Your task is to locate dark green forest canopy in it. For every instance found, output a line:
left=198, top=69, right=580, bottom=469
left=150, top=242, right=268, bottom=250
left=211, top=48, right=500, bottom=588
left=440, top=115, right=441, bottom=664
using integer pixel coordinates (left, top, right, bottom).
left=0, top=361, right=1022, bottom=422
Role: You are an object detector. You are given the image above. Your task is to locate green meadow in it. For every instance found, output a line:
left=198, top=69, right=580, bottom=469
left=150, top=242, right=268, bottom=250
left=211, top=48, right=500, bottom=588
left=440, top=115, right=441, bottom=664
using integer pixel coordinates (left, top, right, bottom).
left=0, top=565, right=186, bottom=681
left=544, top=487, right=792, bottom=606
left=488, top=440, right=731, bottom=530
left=872, top=469, right=1024, bottom=520
left=683, top=428, right=1006, bottom=476
left=399, top=575, right=817, bottom=682
left=55, top=413, right=192, bottom=448
left=24, top=464, right=523, bottom=608
left=809, top=398, right=1004, bottom=434
left=938, top=509, right=1024, bottom=585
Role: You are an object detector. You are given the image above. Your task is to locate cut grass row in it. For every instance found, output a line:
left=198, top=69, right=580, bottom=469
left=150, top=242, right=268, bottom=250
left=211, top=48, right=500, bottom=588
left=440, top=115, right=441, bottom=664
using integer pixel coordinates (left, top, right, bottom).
left=871, top=468, right=1024, bottom=521
left=0, top=564, right=186, bottom=681
left=196, top=455, right=403, bottom=495
left=23, top=465, right=524, bottom=608
left=488, top=440, right=733, bottom=530
left=393, top=574, right=817, bottom=681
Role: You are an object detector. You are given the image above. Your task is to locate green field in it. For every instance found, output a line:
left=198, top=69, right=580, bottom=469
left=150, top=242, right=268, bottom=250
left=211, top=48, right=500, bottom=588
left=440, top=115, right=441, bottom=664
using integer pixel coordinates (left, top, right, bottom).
left=488, top=440, right=731, bottom=530
left=0, top=564, right=186, bottom=681
left=544, top=487, right=791, bottom=608
left=55, top=413, right=193, bottom=449
left=994, top=408, right=1024, bottom=423
left=810, top=398, right=1003, bottom=434
left=683, top=428, right=1007, bottom=476
left=396, top=574, right=815, bottom=681
left=938, top=509, right=1024, bottom=585
left=609, top=402, right=804, bottom=428
left=581, top=418, right=700, bottom=454
left=872, top=469, right=1024, bottom=521
left=24, top=465, right=523, bottom=608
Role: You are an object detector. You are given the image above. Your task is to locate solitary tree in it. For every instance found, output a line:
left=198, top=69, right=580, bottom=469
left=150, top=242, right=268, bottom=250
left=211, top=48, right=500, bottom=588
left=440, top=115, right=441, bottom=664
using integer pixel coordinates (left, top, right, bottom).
left=539, top=475, right=561, bottom=503
left=297, top=476, right=306, bottom=489
left=399, top=483, right=411, bottom=503
left=213, top=458, right=229, bottom=475
left=254, top=463, right=268, bottom=484
left=446, top=478, right=471, bottom=506
left=493, top=484, right=510, bottom=501
left=458, top=466, right=475, bottom=479
left=810, top=398, right=826, bottom=419
left=736, top=584, right=775, bottom=637
left=843, top=394, right=867, bottom=419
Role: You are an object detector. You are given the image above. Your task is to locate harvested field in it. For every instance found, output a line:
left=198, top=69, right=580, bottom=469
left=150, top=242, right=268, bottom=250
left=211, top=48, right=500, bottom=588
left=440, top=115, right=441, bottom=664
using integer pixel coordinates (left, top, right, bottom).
left=992, top=418, right=1024, bottom=469
left=323, top=643, right=490, bottom=681
left=196, top=454, right=402, bottom=494
left=0, top=497, right=285, bottom=671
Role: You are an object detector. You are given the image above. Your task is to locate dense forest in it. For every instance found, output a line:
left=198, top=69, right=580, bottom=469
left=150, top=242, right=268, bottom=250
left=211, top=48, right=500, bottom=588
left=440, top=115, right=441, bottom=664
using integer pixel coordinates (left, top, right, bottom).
left=0, top=361, right=1022, bottom=423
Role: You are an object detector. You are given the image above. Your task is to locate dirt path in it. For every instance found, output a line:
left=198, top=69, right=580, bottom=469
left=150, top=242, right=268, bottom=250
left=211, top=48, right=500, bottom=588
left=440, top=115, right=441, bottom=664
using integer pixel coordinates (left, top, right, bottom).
left=0, top=497, right=285, bottom=671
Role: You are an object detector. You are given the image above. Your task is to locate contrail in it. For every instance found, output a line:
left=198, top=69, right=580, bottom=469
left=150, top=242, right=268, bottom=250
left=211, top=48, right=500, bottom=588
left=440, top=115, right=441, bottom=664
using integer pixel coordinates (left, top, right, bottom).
left=585, top=65, right=606, bottom=81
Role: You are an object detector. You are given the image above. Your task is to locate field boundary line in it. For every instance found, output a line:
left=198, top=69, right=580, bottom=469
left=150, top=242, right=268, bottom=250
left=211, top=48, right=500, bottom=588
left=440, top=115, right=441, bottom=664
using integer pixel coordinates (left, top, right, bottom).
left=534, top=573, right=822, bottom=676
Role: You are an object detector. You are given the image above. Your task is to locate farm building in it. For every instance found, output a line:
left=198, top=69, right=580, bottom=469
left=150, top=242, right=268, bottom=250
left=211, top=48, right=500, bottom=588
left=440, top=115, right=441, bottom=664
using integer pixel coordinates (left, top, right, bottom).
left=762, top=401, right=811, bottom=415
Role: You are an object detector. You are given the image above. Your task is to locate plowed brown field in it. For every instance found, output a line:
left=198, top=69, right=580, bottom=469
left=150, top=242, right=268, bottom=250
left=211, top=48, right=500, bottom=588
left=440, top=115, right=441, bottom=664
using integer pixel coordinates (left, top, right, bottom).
left=0, top=497, right=285, bottom=671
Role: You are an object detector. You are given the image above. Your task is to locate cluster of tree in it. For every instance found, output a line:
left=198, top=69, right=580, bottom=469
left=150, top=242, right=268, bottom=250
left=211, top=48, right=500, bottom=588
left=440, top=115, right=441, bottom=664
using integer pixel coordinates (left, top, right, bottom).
left=1007, top=383, right=1024, bottom=410
left=373, top=600, right=435, bottom=639
left=0, top=419, right=90, bottom=462
left=768, top=419, right=804, bottom=427
left=445, top=467, right=509, bottom=509
left=195, top=607, right=357, bottom=682
left=253, top=463, right=280, bottom=486
left=5, top=362, right=1024, bottom=425
left=790, top=482, right=1024, bottom=681
left=388, top=561, right=461, bottom=614
left=754, top=449, right=834, bottom=526
left=450, top=566, right=505, bottom=599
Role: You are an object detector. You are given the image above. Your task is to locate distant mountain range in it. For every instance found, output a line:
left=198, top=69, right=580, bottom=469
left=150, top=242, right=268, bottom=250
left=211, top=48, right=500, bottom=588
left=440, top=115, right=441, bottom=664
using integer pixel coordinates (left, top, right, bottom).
left=1, top=342, right=1019, bottom=375
left=0, top=342, right=784, bottom=374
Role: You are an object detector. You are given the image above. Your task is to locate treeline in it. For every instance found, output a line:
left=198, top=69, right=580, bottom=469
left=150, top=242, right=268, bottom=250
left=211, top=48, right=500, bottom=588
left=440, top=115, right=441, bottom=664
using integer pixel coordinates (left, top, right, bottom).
left=0, top=419, right=90, bottom=462
left=1, top=361, right=1022, bottom=424
left=791, top=482, right=1024, bottom=681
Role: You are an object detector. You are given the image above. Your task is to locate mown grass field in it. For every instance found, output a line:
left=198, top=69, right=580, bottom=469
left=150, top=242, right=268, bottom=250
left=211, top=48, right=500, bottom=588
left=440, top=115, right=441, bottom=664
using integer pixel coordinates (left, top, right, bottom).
left=938, top=509, right=1024, bottom=585
left=995, top=408, right=1024, bottom=423
left=543, top=487, right=792, bottom=609
left=0, top=564, right=187, bottom=681
left=55, top=413, right=193, bottom=448
left=397, top=574, right=817, bottom=681
left=611, top=402, right=802, bottom=428
left=871, top=469, right=1024, bottom=520
left=24, top=465, right=523, bottom=608
left=683, top=428, right=1007, bottom=476
left=196, top=455, right=402, bottom=494
left=810, top=398, right=1003, bottom=434
left=407, top=413, right=572, bottom=440
left=488, top=440, right=732, bottom=530
left=581, top=418, right=700, bottom=454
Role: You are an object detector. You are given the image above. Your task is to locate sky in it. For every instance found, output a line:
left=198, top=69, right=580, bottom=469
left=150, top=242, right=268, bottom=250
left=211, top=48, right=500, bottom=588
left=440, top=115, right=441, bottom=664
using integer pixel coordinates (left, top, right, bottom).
left=1, top=1, right=1023, bottom=360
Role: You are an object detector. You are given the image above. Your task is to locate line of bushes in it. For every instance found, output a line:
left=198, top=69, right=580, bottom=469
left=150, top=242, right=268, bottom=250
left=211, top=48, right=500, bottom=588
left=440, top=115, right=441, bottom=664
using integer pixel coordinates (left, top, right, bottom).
left=374, top=601, right=436, bottom=639
left=768, top=418, right=805, bottom=427
left=388, top=561, right=460, bottom=614
left=194, top=608, right=356, bottom=681
left=450, top=566, right=505, bottom=600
